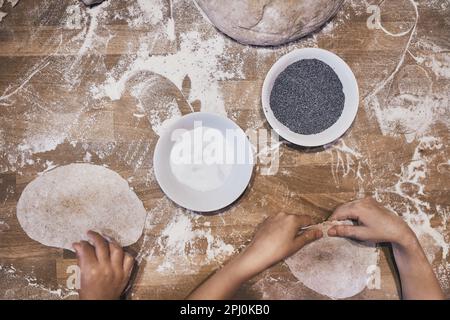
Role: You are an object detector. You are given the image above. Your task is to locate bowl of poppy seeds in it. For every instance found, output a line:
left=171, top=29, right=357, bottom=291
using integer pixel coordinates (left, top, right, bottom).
left=262, top=48, right=359, bottom=147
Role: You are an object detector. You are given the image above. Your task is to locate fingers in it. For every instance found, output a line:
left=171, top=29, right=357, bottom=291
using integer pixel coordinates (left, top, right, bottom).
left=277, top=212, right=313, bottom=228
left=329, top=202, right=362, bottom=222
left=73, top=241, right=97, bottom=267
left=87, top=230, right=110, bottom=263
left=109, top=240, right=125, bottom=270
left=293, top=229, right=323, bottom=251
left=292, top=214, right=313, bottom=228
left=328, top=225, right=368, bottom=241
left=123, top=253, right=135, bottom=276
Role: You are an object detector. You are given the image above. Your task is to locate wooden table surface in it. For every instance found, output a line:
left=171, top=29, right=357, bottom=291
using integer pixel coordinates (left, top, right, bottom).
left=0, top=0, right=449, bottom=299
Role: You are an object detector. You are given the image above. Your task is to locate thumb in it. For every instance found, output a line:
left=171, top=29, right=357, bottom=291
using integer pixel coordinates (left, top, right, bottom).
left=328, top=225, right=368, bottom=241
left=293, top=229, right=323, bottom=252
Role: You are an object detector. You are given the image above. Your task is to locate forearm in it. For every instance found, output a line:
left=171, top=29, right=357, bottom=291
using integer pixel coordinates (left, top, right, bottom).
left=392, top=234, right=444, bottom=300
left=187, top=213, right=320, bottom=300
left=187, top=253, right=255, bottom=300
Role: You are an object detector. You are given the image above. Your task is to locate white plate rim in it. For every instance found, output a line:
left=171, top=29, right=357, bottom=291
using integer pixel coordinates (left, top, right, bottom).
left=153, top=112, right=254, bottom=212
left=261, top=48, right=360, bottom=147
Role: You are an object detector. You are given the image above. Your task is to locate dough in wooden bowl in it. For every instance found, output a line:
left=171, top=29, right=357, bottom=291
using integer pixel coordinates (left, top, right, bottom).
left=285, top=221, right=379, bottom=299
left=195, top=0, right=344, bottom=46
left=17, top=164, right=147, bottom=251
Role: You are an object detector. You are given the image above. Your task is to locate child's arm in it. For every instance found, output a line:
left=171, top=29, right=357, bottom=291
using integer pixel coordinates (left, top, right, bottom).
left=187, top=212, right=323, bottom=300
left=327, top=197, right=445, bottom=300
left=72, top=230, right=135, bottom=300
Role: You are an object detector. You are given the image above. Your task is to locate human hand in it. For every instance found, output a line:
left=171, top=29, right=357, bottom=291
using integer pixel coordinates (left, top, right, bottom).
left=72, top=231, right=135, bottom=300
left=327, top=197, right=445, bottom=300
left=236, top=212, right=323, bottom=279
left=187, top=212, right=322, bottom=300
left=327, top=197, right=416, bottom=247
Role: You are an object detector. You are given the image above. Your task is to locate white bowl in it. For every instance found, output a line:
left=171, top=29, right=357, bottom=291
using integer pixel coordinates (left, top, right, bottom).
left=153, top=112, right=254, bottom=212
left=261, top=48, right=359, bottom=147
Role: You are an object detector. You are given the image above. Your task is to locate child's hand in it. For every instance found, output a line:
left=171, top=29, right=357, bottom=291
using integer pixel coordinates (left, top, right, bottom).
left=327, top=197, right=415, bottom=247
left=72, top=231, right=135, bottom=300
left=327, top=197, right=445, bottom=300
left=237, top=212, right=323, bottom=279
left=187, top=212, right=322, bottom=300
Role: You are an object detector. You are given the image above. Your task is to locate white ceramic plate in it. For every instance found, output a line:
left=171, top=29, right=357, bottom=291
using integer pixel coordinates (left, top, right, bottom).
left=153, top=112, right=254, bottom=212
left=262, top=48, right=359, bottom=147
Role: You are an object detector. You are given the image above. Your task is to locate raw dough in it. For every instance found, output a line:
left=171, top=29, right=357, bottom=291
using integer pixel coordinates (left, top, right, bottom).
left=285, top=221, right=378, bottom=299
left=195, top=0, right=344, bottom=46
left=17, top=164, right=147, bottom=250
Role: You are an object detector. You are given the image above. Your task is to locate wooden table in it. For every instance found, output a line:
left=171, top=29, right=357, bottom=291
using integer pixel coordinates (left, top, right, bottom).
left=0, top=0, right=449, bottom=299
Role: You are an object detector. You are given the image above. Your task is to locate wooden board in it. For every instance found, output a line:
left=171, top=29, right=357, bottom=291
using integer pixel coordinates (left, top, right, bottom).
left=0, top=0, right=449, bottom=299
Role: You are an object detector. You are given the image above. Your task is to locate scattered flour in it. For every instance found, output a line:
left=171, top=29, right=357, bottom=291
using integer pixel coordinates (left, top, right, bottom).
left=0, top=0, right=19, bottom=19
left=137, top=0, right=164, bottom=25
left=65, top=4, right=84, bottom=30
left=136, top=198, right=235, bottom=273
left=166, top=16, right=176, bottom=41
left=0, top=265, right=77, bottom=300
left=328, top=139, right=367, bottom=201
left=148, top=99, right=182, bottom=136
left=40, top=160, right=57, bottom=174
left=0, top=220, right=10, bottom=232
left=156, top=210, right=235, bottom=272
left=371, top=136, right=450, bottom=290
left=76, top=2, right=107, bottom=57
left=415, top=39, right=450, bottom=80
left=94, top=30, right=244, bottom=116
left=386, top=137, right=449, bottom=261
left=364, top=1, right=449, bottom=143
left=8, top=0, right=19, bottom=7
left=129, top=76, right=185, bottom=136
left=83, top=151, right=92, bottom=162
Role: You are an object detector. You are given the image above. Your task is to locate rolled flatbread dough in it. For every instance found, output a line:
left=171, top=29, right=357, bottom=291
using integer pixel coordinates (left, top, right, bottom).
left=285, top=221, right=378, bottom=299
left=17, top=163, right=147, bottom=250
left=195, top=0, right=344, bottom=46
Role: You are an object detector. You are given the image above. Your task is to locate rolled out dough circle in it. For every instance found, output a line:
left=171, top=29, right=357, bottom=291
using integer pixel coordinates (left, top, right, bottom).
left=17, top=164, right=147, bottom=250
left=285, top=221, right=378, bottom=299
left=195, top=0, right=344, bottom=46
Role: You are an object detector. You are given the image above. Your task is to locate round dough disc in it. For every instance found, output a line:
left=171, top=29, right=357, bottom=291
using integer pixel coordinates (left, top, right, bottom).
left=17, top=164, right=147, bottom=250
left=285, top=222, right=378, bottom=299
left=195, top=0, right=344, bottom=46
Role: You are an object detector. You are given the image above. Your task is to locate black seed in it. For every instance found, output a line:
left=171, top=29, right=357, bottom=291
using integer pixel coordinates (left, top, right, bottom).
left=269, top=59, right=345, bottom=135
